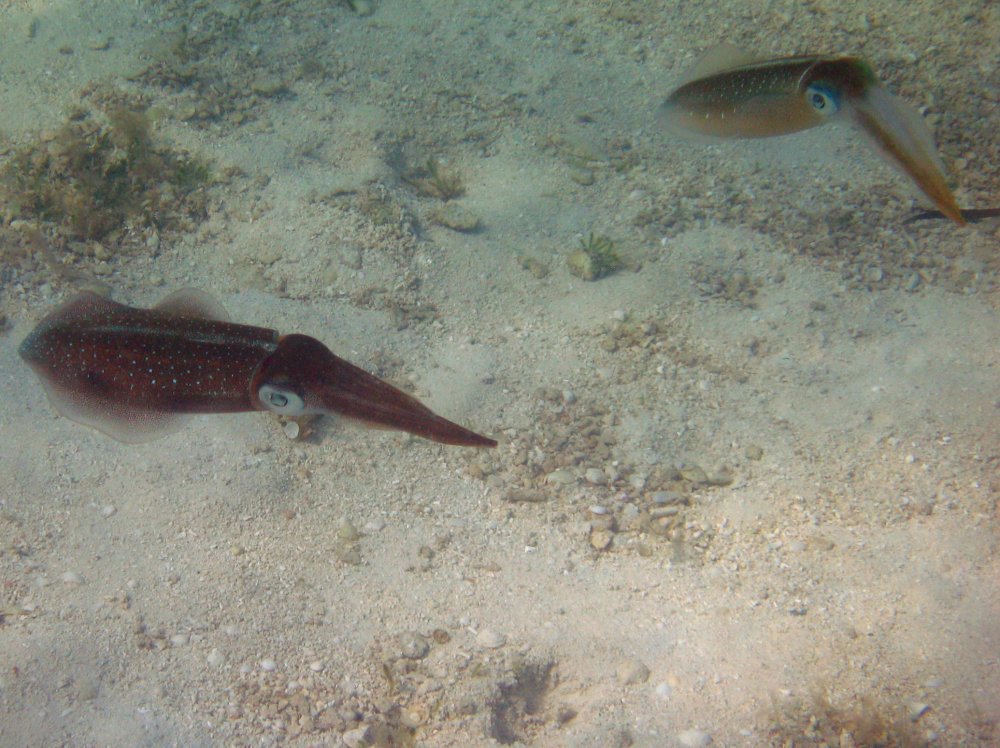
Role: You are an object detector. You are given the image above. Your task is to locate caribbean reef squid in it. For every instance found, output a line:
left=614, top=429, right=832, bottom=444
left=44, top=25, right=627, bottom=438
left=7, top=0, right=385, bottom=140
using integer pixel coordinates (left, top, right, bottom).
left=658, top=45, right=968, bottom=225
left=18, top=289, right=496, bottom=448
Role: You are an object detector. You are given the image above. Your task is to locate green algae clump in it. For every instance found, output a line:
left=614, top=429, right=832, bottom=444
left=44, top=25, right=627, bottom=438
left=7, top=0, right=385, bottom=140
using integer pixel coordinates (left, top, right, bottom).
left=0, top=105, right=211, bottom=242
left=567, top=233, right=621, bottom=281
left=402, top=157, right=465, bottom=201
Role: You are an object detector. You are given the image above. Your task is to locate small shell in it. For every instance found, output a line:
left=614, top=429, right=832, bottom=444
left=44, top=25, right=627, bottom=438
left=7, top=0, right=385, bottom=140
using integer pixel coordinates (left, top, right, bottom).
left=476, top=629, right=507, bottom=649
left=545, top=469, right=577, bottom=485
left=679, top=465, right=708, bottom=483
left=399, top=703, right=429, bottom=727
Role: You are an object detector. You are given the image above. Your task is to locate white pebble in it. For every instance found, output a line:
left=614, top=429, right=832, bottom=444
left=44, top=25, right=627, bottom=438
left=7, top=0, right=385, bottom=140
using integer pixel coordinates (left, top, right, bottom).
left=100, top=505, right=117, bottom=518
left=476, top=629, right=507, bottom=649
left=260, top=658, right=277, bottom=672
left=61, top=571, right=84, bottom=586
left=309, top=660, right=324, bottom=672
left=364, top=518, right=386, bottom=532
left=585, top=468, right=605, bottom=484
left=207, top=648, right=225, bottom=667
left=170, top=633, right=189, bottom=647
left=654, top=681, right=672, bottom=700
left=677, top=728, right=713, bottom=747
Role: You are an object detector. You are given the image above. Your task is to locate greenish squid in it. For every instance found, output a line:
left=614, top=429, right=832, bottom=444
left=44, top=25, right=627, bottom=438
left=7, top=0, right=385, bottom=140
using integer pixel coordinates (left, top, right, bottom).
left=658, top=46, right=966, bottom=225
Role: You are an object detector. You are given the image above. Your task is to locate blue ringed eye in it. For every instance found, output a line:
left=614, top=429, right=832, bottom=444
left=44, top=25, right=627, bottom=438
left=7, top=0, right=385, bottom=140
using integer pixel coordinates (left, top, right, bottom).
left=806, top=84, right=839, bottom=115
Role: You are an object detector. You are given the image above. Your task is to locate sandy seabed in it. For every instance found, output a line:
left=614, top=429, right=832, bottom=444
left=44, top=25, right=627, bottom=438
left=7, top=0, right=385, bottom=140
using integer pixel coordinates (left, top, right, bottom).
left=0, top=1, right=997, bottom=746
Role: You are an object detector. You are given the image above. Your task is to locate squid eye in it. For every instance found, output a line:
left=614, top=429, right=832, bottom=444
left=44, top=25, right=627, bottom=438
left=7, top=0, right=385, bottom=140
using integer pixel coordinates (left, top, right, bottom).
left=806, top=85, right=839, bottom=115
left=258, top=384, right=306, bottom=415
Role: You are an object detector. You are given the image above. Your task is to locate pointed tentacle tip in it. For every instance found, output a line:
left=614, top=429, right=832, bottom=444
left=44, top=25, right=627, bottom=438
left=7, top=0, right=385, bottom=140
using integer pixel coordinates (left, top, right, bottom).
left=398, top=409, right=497, bottom=448
left=847, top=85, right=967, bottom=227
left=431, top=424, right=497, bottom=448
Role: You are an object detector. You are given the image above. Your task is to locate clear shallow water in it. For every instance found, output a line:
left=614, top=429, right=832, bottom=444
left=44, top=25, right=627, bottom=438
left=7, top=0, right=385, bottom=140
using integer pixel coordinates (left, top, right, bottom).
left=0, top=1, right=997, bottom=746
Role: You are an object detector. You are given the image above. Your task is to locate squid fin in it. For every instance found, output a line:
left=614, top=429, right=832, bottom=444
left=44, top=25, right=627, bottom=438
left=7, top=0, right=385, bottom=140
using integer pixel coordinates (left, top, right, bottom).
left=154, top=288, right=231, bottom=322
left=677, top=43, right=757, bottom=85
